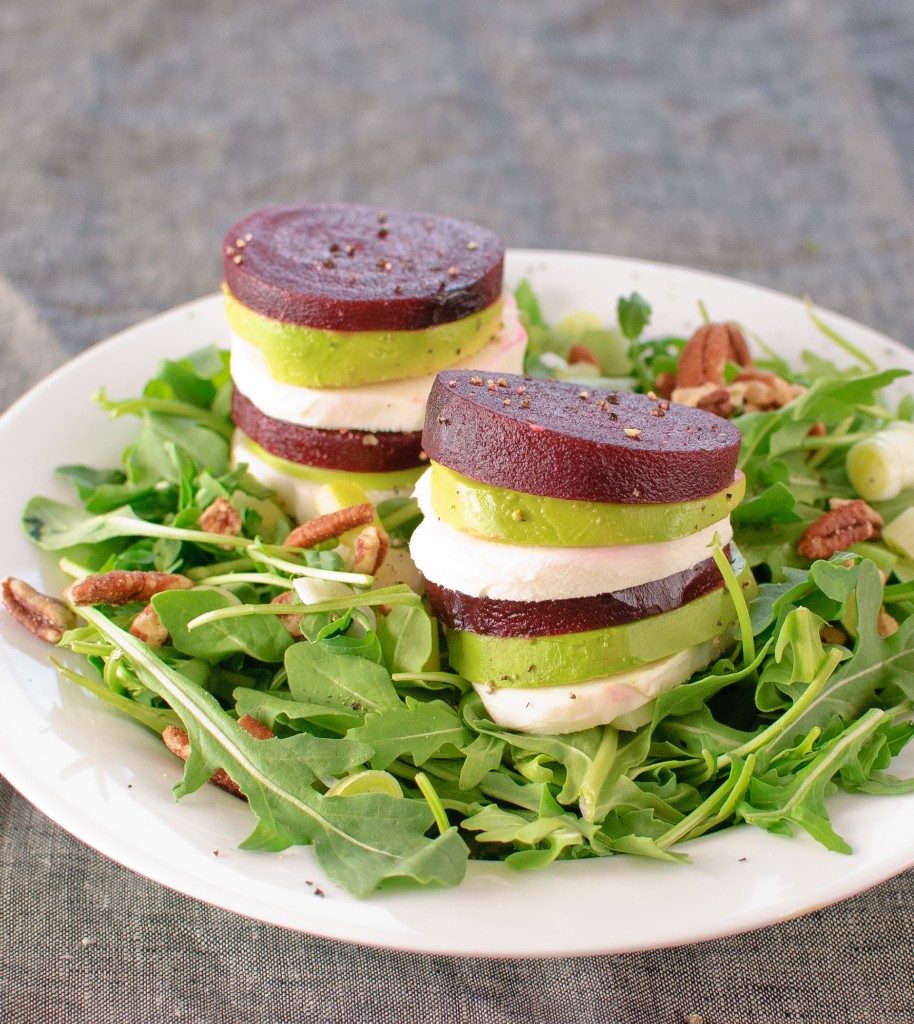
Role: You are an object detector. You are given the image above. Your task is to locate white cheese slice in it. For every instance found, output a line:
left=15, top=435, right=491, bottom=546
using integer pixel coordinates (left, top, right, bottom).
left=410, top=471, right=732, bottom=600
left=229, top=293, right=526, bottom=433
left=475, top=640, right=719, bottom=735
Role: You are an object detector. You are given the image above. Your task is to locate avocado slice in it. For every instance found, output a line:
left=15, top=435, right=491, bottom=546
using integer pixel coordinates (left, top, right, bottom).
left=444, top=558, right=756, bottom=687
left=225, top=291, right=504, bottom=388
left=428, top=463, right=745, bottom=546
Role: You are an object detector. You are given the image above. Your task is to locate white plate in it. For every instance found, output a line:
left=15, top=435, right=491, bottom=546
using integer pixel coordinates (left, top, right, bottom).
left=2, top=250, right=914, bottom=958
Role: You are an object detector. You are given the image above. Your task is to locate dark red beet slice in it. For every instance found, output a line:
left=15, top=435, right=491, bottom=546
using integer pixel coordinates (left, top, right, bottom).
left=223, top=204, right=505, bottom=332
left=232, top=389, right=425, bottom=473
left=423, top=552, right=728, bottom=638
left=422, top=372, right=742, bottom=504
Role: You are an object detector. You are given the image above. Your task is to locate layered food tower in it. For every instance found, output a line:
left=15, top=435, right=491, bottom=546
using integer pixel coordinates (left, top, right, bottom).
left=410, top=371, right=752, bottom=734
left=223, top=203, right=525, bottom=520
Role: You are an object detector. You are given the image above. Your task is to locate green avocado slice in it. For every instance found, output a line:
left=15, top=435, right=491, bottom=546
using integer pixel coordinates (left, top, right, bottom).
left=225, top=290, right=504, bottom=388
left=444, top=558, right=756, bottom=687
left=428, top=463, right=746, bottom=546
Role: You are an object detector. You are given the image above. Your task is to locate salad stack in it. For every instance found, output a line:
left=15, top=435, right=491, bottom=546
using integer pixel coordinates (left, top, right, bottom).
left=222, top=203, right=526, bottom=520
left=410, top=370, right=752, bottom=733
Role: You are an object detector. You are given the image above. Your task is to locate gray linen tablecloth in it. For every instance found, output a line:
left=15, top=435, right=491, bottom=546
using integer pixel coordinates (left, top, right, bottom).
left=2, top=2, right=914, bottom=1021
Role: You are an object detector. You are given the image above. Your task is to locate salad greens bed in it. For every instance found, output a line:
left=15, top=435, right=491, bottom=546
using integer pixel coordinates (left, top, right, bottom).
left=18, top=287, right=914, bottom=899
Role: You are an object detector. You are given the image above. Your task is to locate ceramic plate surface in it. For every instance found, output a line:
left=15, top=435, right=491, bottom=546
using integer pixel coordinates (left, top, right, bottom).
left=2, top=250, right=914, bottom=958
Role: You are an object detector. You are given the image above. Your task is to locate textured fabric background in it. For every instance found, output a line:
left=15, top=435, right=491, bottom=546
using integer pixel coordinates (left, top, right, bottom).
left=2, top=2, right=914, bottom=1021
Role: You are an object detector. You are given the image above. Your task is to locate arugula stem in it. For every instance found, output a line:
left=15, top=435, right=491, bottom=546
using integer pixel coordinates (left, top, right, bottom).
left=579, top=727, right=619, bottom=823
left=102, top=515, right=256, bottom=549
left=59, top=557, right=90, bottom=579
left=804, top=297, right=878, bottom=372
left=749, top=331, right=792, bottom=374
left=51, top=658, right=181, bottom=734
left=392, top=671, right=471, bottom=691
left=882, top=581, right=914, bottom=603
left=801, top=415, right=858, bottom=472
left=798, top=431, right=876, bottom=450
left=186, top=558, right=256, bottom=580
left=716, top=646, right=843, bottom=769
left=249, top=544, right=373, bottom=586
left=656, top=755, right=757, bottom=849
left=414, top=772, right=450, bottom=835
left=65, top=639, right=116, bottom=657
left=95, top=391, right=234, bottom=439
left=380, top=499, right=420, bottom=531
left=712, top=543, right=755, bottom=666
left=192, top=572, right=295, bottom=589
left=655, top=762, right=739, bottom=849
left=737, top=414, right=782, bottom=472
left=708, top=754, right=757, bottom=827
left=186, top=587, right=422, bottom=630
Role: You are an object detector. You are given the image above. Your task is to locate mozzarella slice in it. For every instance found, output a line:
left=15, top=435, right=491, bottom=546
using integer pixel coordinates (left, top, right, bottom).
left=411, top=471, right=732, bottom=600
left=475, top=640, right=718, bottom=735
left=229, top=293, right=526, bottom=433
left=231, top=432, right=415, bottom=522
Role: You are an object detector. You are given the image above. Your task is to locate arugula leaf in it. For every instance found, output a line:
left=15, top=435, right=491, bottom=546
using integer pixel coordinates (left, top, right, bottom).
left=153, top=588, right=293, bottom=664
left=617, top=292, right=652, bottom=340
left=740, top=709, right=895, bottom=852
left=458, top=733, right=505, bottom=790
left=513, top=279, right=545, bottom=326
left=77, top=607, right=467, bottom=896
left=285, top=640, right=401, bottom=712
left=376, top=602, right=439, bottom=674
left=348, top=698, right=470, bottom=770
left=233, top=688, right=362, bottom=736
left=763, top=561, right=914, bottom=758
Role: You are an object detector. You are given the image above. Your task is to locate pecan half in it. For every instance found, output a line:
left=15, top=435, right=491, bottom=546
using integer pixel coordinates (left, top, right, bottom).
left=673, top=372, right=803, bottom=419
left=819, top=624, right=848, bottom=646
left=671, top=382, right=729, bottom=410
left=283, top=503, right=376, bottom=549
left=675, top=321, right=753, bottom=390
left=271, top=589, right=303, bottom=637
left=829, top=497, right=883, bottom=537
left=696, top=387, right=736, bottom=418
left=1, top=577, right=77, bottom=642
left=878, top=610, right=899, bottom=638
left=162, top=715, right=274, bottom=800
left=129, top=603, right=169, bottom=647
left=653, top=371, right=676, bottom=400
left=197, top=496, right=242, bottom=537
left=731, top=370, right=805, bottom=412
left=351, top=525, right=390, bottom=575
left=237, top=713, right=275, bottom=741
left=798, top=500, right=879, bottom=560
left=567, top=343, right=600, bottom=368
left=65, top=570, right=193, bottom=607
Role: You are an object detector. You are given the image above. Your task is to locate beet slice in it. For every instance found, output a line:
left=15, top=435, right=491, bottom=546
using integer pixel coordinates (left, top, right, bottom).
left=423, top=552, right=728, bottom=638
left=422, top=372, right=742, bottom=504
left=223, top=204, right=505, bottom=332
left=231, top=388, right=425, bottom=473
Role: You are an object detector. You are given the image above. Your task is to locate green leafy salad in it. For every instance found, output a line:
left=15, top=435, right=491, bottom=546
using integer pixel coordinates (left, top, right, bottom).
left=14, top=285, right=914, bottom=899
